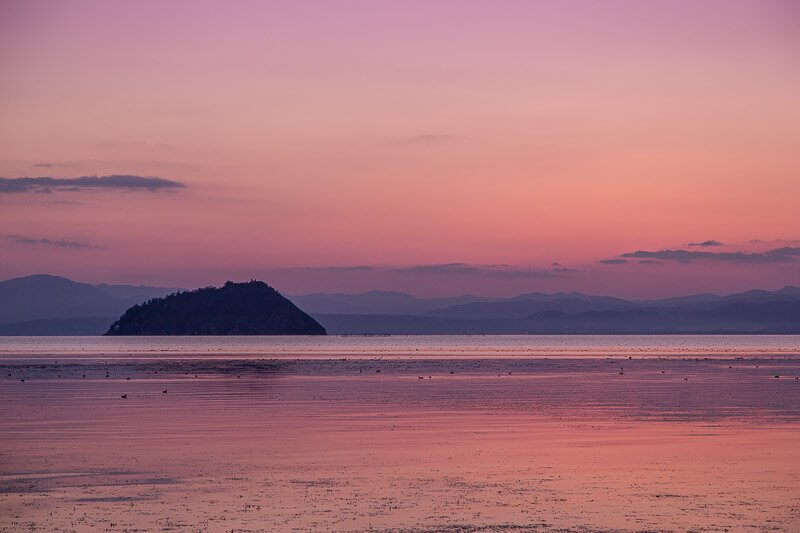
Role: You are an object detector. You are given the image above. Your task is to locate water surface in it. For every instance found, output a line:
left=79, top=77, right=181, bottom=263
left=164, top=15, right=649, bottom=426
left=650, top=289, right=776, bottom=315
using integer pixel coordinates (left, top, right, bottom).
left=2, top=335, right=799, bottom=531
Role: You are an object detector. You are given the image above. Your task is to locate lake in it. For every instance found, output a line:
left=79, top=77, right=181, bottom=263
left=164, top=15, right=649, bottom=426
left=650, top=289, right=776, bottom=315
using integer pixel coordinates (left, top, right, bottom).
left=2, top=335, right=799, bottom=531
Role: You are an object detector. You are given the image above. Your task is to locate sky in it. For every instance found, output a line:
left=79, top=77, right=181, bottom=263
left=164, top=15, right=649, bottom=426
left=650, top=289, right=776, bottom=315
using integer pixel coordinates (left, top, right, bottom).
left=1, top=0, right=799, bottom=297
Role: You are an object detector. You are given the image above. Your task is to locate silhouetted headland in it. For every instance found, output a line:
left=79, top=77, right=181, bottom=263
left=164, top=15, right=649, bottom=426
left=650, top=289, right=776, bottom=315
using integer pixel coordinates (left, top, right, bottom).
left=105, top=280, right=326, bottom=335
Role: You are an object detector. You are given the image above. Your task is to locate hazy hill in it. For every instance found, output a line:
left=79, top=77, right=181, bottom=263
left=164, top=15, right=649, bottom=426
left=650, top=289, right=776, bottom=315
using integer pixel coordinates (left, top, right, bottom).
left=0, top=274, right=120, bottom=324
left=106, top=280, right=326, bottom=335
left=312, top=286, right=800, bottom=334
left=0, top=274, right=182, bottom=326
left=510, top=291, right=634, bottom=305
left=425, top=296, right=638, bottom=319
left=640, top=286, right=800, bottom=309
left=314, top=300, right=800, bottom=334
left=289, top=290, right=487, bottom=315
left=94, top=283, right=184, bottom=300
left=682, top=300, right=800, bottom=330
left=423, top=286, right=800, bottom=321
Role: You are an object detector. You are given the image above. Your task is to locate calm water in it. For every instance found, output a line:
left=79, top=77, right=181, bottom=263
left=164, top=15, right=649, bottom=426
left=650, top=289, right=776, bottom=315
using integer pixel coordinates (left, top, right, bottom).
left=2, top=335, right=800, bottom=422
left=2, top=335, right=800, bottom=531
left=2, top=334, right=800, bottom=357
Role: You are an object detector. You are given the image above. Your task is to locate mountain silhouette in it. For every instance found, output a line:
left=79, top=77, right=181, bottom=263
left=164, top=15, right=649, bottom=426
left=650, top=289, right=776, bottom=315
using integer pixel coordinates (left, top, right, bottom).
left=106, top=280, right=326, bottom=335
left=2, top=273, right=798, bottom=335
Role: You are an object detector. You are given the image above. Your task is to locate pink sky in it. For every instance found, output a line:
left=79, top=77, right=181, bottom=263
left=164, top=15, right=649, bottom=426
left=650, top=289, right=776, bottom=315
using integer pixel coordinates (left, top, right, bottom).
left=1, top=0, right=799, bottom=297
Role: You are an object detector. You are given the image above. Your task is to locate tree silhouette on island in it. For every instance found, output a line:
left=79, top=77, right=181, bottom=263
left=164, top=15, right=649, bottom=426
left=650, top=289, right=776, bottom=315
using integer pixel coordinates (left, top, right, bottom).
left=105, top=280, right=326, bottom=335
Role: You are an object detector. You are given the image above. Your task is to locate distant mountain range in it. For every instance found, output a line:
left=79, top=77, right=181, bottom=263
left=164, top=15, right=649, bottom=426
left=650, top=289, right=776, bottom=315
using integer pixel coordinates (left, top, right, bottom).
left=0, top=274, right=183, bottom=334
left=296, top=287, right=800, bottom=334
left=0, top=274, right=799, bottom=335
left=289, top=291, right=485, bottom=315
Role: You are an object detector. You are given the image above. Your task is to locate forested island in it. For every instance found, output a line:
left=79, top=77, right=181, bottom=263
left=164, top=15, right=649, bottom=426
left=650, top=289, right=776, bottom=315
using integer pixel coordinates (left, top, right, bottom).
left=105, top=280, right=326, bottom=335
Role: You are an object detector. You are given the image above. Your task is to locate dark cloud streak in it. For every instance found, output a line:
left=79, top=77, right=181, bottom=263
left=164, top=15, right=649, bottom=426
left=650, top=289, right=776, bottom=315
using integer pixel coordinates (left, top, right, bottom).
left=687, top=240, right=723, bottom=247
left=0, top=175, right=186, bottom=194
left=6, top=234, right=98, bottom=249
left=621, top=248, right=798, bottom=264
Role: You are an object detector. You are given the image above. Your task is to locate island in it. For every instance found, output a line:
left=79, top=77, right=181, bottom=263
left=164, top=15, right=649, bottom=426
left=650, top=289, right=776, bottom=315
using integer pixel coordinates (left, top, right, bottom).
left=105, top=280, right=326, bottom=335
